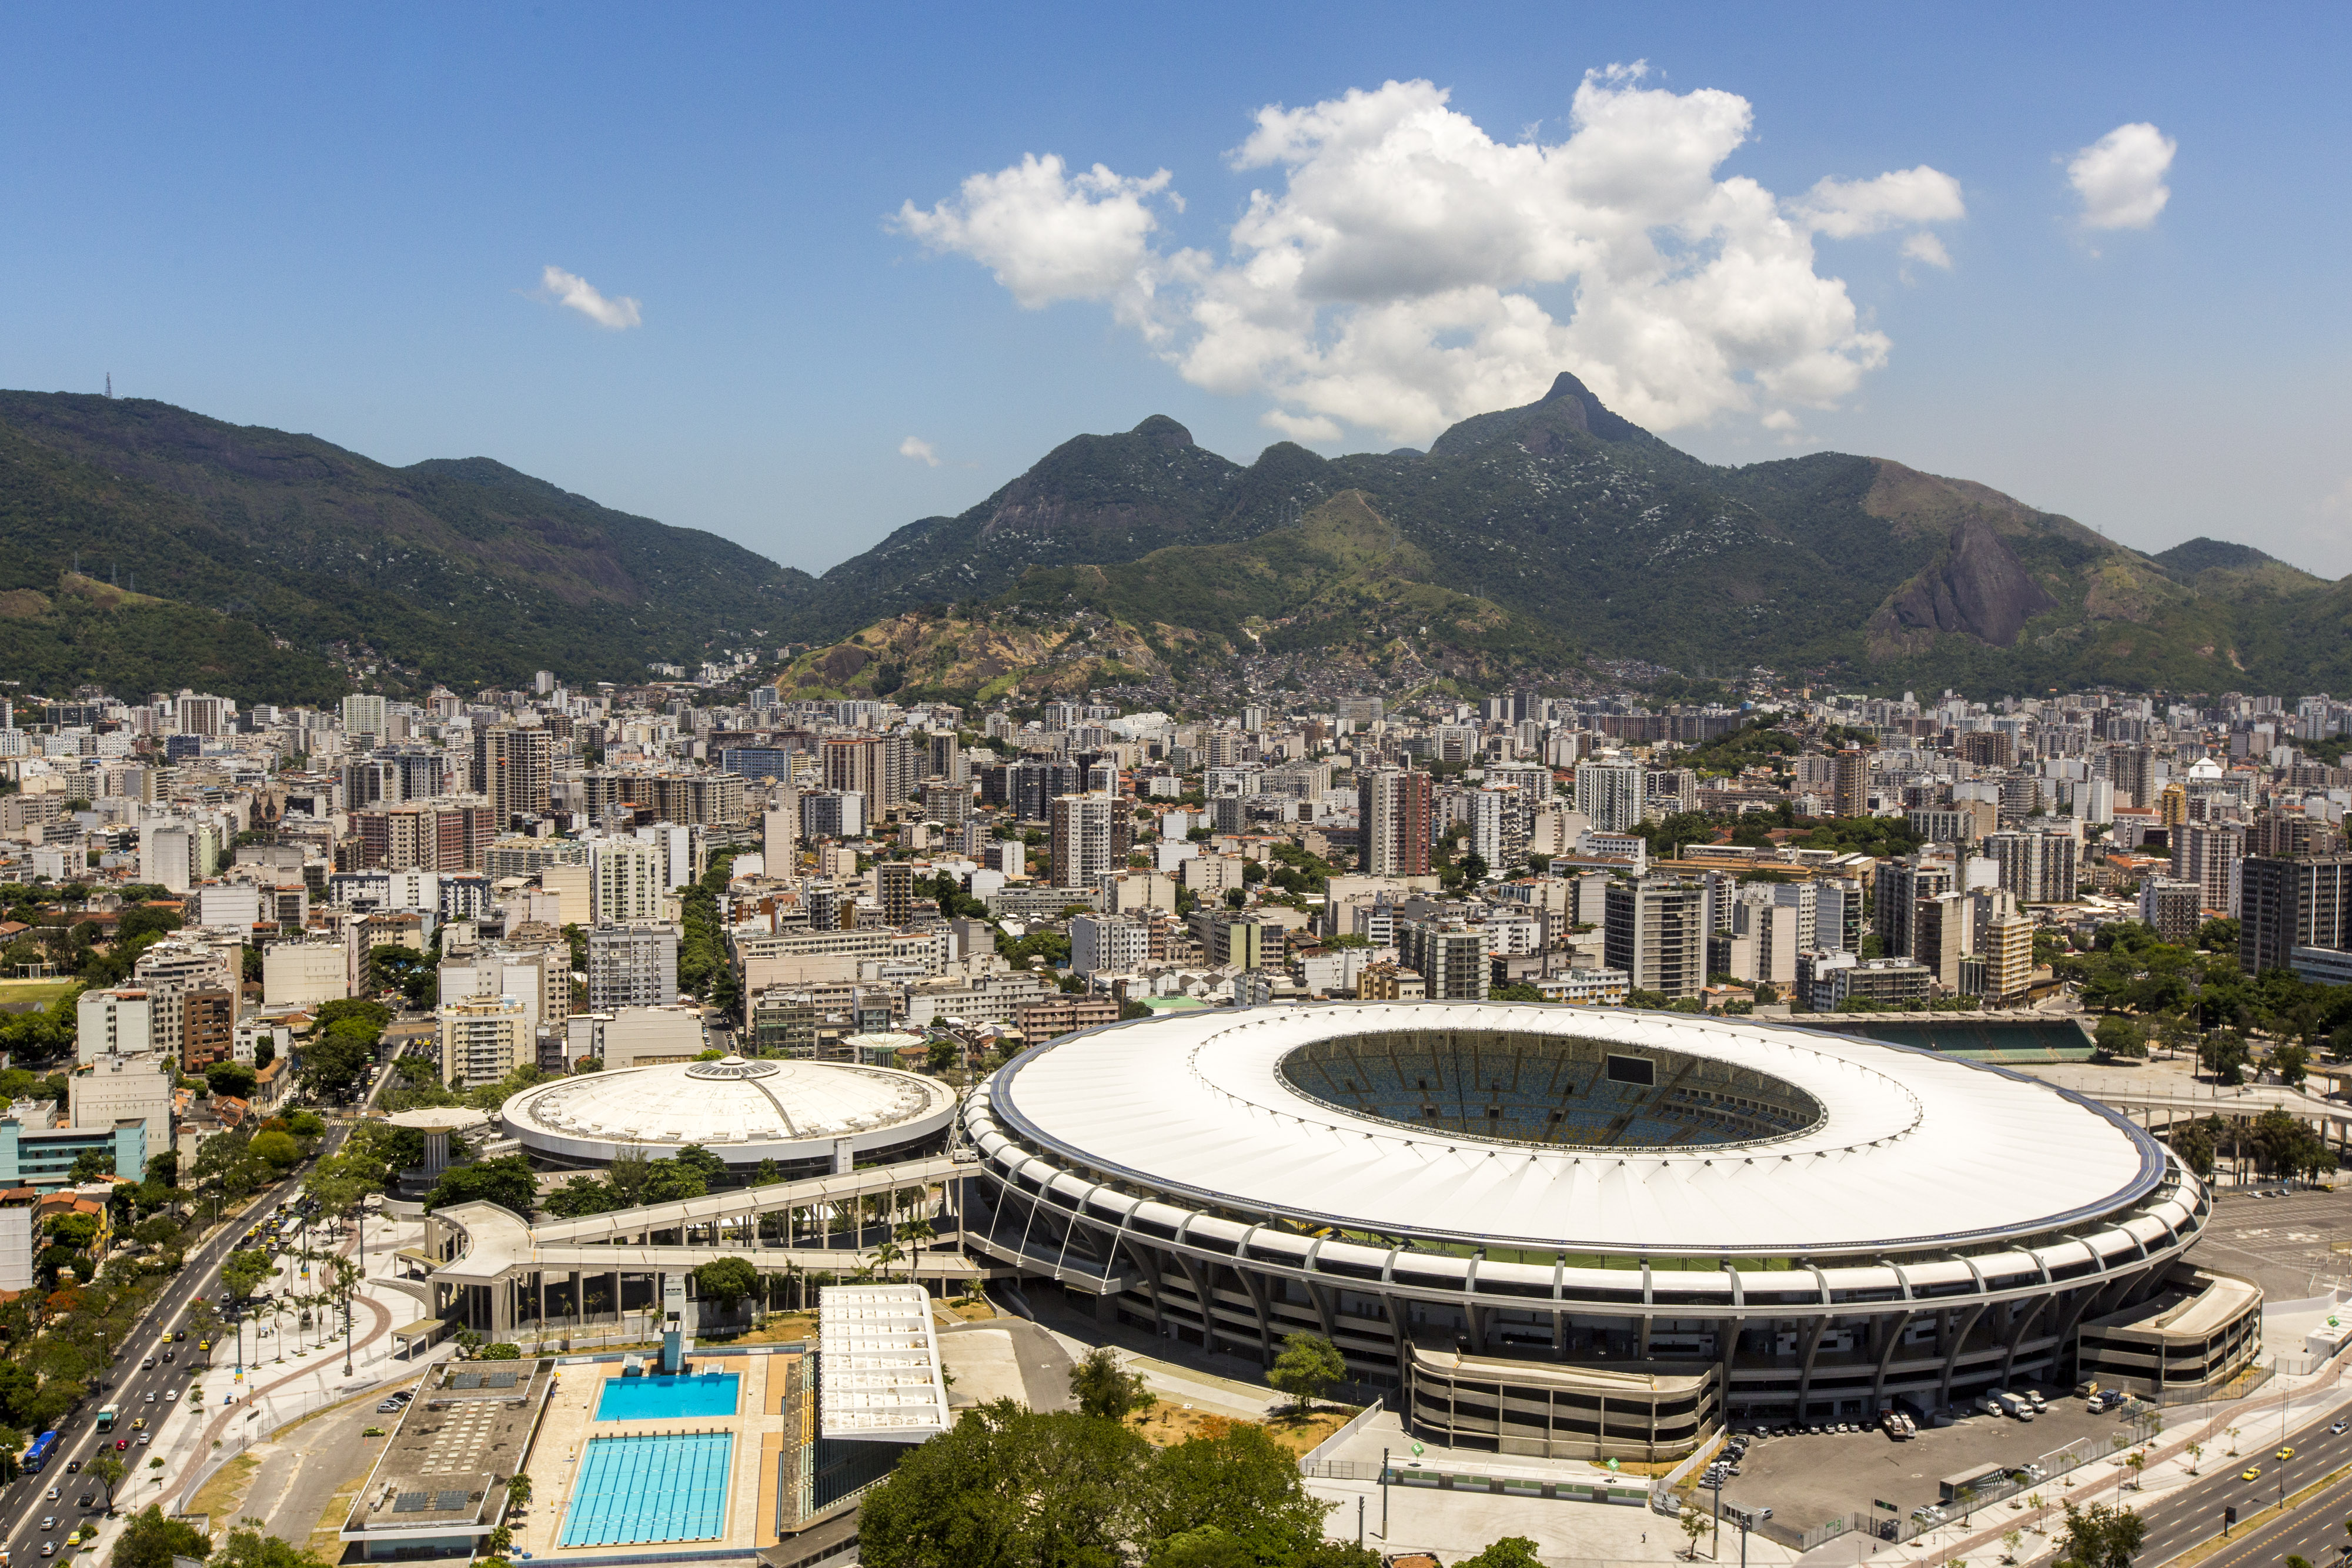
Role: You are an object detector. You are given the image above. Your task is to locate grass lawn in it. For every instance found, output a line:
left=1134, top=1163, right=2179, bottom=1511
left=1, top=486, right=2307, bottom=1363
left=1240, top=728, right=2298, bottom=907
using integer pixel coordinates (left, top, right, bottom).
left=0, top=979, right=74, bottom=1007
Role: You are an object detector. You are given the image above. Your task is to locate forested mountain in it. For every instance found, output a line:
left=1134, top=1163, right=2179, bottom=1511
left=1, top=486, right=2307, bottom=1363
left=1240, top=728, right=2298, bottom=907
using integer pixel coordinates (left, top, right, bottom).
left=786, top=373, right=2351, bottom=700
left=0, top=393, right=812, bottom=703
left=3, top=379, right=2342, bottom=707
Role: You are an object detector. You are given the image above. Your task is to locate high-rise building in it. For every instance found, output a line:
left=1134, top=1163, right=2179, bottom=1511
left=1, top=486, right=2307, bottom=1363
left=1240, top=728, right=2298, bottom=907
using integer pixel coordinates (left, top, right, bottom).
left=587, top=923, right=681, bottom=1011
left=2239, top=855, right=2352, bottom=974
left=1070, top=914, right=1151, bottom=978
left=180, top=988, right=237, bottom=1073
left=1049, top=792, right=1125, bottom=888
left=473, top=723, right=554, bottom=827
left=1468, top=785, right=1526, bottom=875
left=1398, top=920, right=1489, bottom=1001
left=2137, top=877, right=2204, bottom=946
left=1357, top=768, right=1433, bottom=877
left=1983, top=831, right=2080, bottom=905
left=1831, top=748, right=1870, bottom=820
left=1603, top=878, right=1705, bottom=999
left=876, top=861, right=915, bottom=927
left=590, top=836, right=668, bottom=924
left=340, top=693, right=389, bottom=747
left=437, top=995, right=529, bottom=1088
left=1873, top=860, right=1953, bottom=957
left=1980, top=912, right=2034, bottom=1005
left=1575, top=757, right=1648, bottom=833
left=1912, top=894, right=1969, bottom=992
left=2172, top=822, right=2246, bottom=915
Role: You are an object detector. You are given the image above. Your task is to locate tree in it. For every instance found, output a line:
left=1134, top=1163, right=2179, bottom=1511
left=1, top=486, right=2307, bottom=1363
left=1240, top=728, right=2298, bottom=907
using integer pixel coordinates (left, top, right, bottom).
left=2002, top=1528, right=2024, bottom=1564
left=89, top=1448, right=126, bottom=1506
left=1680, top=1506, right=1712, bottom=1559
left=249, top=1131, right=300, bottom=1170
left=211, top=1523, right=329, bottom=1568
left=1137, top=1422, right=1342, bottom=1564
left=2200, top=1029, right=2251, bottom=1086
left=2094, top=1015, right=2147, bottom=1061
left=1456, top=1541, right=1543, bottom=1568
left=66, top=1148, right=116, bottom=1183
left=2184, top=1440, right=2202, bottom=1474
left=506, top=1474, right=533, bottom=1507
left=2273, top=1041, right=2312, bottom=1088
left=2054, top=1500, right=2146, bottom=1568
left=694, top=1257, right=759, bottom=1311
left=205, top=1062, right=260, bottom=1101
left=1267, top=1332, right=1347, bottom=1416
left=111, top=1505, right=212, bottom=1568
left=858, top=1401, right=1150, bottom=1568
left=1070, top=1346, right=1152, bottom=1422
left=421, top=1155, right=537, bottom=1219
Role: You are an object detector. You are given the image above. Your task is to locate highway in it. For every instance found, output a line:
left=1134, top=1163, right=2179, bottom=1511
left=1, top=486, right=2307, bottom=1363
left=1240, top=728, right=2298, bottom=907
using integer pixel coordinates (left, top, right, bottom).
left=0, top=1153, right=339, bottom=1564
left=2099, top=1397, right=2352, bottom=1567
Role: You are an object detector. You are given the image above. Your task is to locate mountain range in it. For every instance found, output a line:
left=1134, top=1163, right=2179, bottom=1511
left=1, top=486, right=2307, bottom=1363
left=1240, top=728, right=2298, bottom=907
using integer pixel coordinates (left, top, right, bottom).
left=0, top=380, right=2345, bottom=707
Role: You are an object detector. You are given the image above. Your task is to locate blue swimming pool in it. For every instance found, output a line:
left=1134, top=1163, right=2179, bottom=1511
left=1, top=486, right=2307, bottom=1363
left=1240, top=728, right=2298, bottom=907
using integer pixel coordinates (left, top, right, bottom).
left=561, top=1432, right=733, bottom=1546
left=593, top=1370, right=741, bottom=1422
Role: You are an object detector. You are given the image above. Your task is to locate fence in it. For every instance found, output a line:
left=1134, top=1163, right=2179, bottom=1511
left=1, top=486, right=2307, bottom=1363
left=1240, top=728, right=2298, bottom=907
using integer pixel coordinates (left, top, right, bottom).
left=1295, top=1398, right=1385, bottom=1475
left=1299, top=1458, right=1646, bottom=1509
left=1648, top=1429, right=1728, bottom=1513
left=1763, top=1407, right=2171, bottom=1552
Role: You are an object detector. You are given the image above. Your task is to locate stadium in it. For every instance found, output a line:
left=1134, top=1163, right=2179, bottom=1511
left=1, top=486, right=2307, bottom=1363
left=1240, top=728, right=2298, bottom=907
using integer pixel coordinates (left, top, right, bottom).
left=498, top=1055, right=957, bottom=1173
left=962, top=1002, right=2257, bottom=1462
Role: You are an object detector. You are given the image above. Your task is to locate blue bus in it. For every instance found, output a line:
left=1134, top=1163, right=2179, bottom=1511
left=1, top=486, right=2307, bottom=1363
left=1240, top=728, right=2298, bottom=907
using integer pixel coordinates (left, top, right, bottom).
left=22, top=1430, right=58, bottom=1472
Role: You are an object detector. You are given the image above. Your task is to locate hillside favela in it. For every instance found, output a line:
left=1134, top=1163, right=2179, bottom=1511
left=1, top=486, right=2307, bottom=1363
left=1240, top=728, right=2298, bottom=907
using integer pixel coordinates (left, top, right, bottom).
left=4, top=12, right=2349, bottom=1568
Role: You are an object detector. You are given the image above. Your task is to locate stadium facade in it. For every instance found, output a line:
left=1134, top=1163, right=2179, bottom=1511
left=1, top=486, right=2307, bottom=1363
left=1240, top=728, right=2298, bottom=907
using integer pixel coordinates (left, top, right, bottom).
left=963, top=1003, right=2257, bottom=1460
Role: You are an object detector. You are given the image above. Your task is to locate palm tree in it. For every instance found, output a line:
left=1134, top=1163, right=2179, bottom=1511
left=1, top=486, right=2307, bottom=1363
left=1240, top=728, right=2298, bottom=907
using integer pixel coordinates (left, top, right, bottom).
left=871, top=1241, right=903, bottom=1282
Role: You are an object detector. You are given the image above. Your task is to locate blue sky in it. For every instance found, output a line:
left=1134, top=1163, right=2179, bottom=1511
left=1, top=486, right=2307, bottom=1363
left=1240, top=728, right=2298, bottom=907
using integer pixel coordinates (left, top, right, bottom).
left=5, top=4, right=2349, bottom=578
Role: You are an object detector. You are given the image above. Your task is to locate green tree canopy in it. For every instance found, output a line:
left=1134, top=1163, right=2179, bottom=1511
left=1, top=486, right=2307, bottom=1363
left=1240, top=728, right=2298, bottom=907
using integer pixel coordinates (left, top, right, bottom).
left=694, top=1256, right=760, bottom=1310
left=205, top=1062, right=260, bottom=1100
left=249, top=1130, right=301, bottom=1169
left=1267, top=1333, right=1347, bottom=1415
left=111, top=1505, right=213, bottom=1568
left=1071, top=1346, right=1152, bottom=1422
left=422, top=1155, right=538, bottom=1219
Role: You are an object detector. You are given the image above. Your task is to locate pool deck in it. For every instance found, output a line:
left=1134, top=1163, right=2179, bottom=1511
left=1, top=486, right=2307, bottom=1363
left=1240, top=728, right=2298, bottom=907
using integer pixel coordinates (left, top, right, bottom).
left=520, top=1354, right=800, bottom=1562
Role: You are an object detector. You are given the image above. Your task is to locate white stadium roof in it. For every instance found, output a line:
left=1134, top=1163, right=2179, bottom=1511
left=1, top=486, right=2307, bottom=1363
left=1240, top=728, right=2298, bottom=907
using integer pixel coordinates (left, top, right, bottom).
left=983, top=1004, right=2167, bottom=1258
left=500, top=1055, right=955, bottom=1162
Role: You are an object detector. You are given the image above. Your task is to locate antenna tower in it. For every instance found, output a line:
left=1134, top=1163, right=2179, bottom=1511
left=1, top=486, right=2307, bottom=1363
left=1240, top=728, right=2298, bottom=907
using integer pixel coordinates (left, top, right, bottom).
left=105, top=373, right=112, bottom=399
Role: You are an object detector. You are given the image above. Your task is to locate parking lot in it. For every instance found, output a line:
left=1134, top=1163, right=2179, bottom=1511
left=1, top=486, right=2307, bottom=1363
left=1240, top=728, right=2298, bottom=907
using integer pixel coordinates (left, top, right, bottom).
left=2188, top=1185, right=2352, bottom=1300
left=1708, top=1398, right=2149, bottom=1531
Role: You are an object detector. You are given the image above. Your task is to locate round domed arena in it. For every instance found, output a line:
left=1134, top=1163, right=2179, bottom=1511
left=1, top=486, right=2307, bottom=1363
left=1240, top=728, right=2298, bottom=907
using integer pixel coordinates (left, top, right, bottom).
left=500, top=1055, right=957, bottom=1175
left=964, top=1003, right=2254, bottom=1462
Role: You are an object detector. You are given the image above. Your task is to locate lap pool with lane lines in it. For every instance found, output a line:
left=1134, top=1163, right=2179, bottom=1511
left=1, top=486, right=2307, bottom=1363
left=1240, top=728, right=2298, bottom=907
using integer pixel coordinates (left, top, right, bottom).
left=592, top=1370, right=741, bottom=1421
left=560, top=1431, right=736, bottom=1546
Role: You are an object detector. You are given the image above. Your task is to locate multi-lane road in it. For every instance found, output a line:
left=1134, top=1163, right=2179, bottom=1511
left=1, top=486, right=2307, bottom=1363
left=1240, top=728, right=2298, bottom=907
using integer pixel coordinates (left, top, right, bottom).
left=2043, top=1396, right=2352, bottom=1567
left=0, top=1167, right=320, bottom=1564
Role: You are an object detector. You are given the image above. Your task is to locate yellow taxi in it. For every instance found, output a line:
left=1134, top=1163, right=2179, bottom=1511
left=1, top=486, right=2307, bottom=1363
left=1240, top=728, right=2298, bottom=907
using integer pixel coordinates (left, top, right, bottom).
left=2241, top=1465, right=2261, bottom=1480
left=2277, top=1446, right=2296, bottom=1460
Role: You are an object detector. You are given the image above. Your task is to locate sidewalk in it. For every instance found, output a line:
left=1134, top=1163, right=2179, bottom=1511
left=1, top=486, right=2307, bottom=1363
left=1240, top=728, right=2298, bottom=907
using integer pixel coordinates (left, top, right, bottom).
left=77, top=1211, right=450, bottom=1559
left=1796, top=1356, right=2352, bottom=1568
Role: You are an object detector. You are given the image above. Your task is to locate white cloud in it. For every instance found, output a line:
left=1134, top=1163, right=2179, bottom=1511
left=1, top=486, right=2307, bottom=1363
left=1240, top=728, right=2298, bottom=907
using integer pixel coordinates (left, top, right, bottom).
left=2068, top=123, right=2176, bottom=231
left=893, top=153, right=1181, bottom=319
left=537, top=265, right=642, bottom=330
left=1901, top=231, right=1953, bottom=269
left=898, top=68, right=1965, bottom=446
left=898, top=436, right=941, bottom=467
left=1799, top=166, right=1966, bottom=238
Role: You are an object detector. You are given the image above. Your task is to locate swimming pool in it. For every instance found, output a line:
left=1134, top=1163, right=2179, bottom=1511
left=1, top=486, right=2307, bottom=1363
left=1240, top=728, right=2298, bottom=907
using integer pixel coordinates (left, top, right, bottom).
left=593, top=1370, right=741, bottom=1422
left=561, top=1432, right=734, bottom=1546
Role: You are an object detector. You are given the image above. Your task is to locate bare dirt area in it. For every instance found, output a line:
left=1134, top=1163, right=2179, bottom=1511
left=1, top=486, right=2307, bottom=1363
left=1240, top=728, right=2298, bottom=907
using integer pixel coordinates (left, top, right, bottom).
left=1125, top=1403, right=1356, bottom=1454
